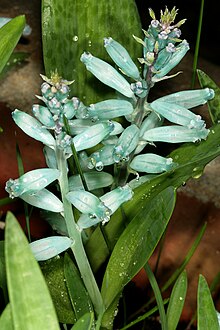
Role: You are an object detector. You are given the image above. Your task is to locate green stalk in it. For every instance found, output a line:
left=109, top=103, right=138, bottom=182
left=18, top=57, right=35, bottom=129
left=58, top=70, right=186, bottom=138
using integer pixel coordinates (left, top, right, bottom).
left=63, top=115, right=89, bottom=191
left=191, top=0, right=205, bottom=88
left=55, top=147, right=105, bottom=321
left=144, top=263, right=168, bottom=330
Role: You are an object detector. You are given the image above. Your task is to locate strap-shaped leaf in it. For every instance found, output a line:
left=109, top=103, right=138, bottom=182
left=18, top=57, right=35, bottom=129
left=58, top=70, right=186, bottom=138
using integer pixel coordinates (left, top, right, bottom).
left=41, top=256, right=76, bottom=324
left=5, top=212, right=60, bottom=330
left=42, top=0, right=142, bottom=103
left=197, top=274, right=219, bottom=330
left=0, top=304, right=13, bottom=330
left=0, top=15, right=25, bottom=74
left=197, top=69, right=220, bottom=125
left=167, top=270, right=188, bottom=330
left=101, top=187, right=176, bottom=311
left=71, top=312, right=94, bottom=330
left=64, top=254, right=94, bottom=321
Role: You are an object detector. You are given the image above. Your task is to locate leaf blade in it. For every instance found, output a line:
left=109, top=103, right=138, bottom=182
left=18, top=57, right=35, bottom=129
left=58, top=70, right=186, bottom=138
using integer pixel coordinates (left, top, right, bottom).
left=167, top=270, right=188, bottom=330
left=197, top=274, right=219, bottom=330
left=101, top=187, right=176, bottom=310
left=5, top=212, right=60, bottom=330
left=0, top=16, right=26, bottom=74
left=197, top=69, right=220, bottom=124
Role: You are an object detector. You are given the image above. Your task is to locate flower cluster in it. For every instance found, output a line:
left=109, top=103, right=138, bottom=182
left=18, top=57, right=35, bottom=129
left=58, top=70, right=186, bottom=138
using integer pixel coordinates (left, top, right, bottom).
left=5, top=7, right=214, bottom=260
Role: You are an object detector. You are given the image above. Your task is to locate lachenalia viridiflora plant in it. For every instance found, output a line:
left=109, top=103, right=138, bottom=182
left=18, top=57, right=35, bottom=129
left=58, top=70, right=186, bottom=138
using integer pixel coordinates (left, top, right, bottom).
left=5, top=6, right=214, bottom=325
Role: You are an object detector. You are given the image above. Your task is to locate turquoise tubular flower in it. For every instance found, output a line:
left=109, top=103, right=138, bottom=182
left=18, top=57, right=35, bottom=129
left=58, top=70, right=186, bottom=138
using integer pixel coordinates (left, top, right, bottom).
left=43, top=146, right=58, bottom=169
left=30, top=236, right=72, bottom=261
left=12, top=110, right=55, bottom=147
left=154, top=43, right=175, bottom=70
left=68, top=171, right=113, bottom=191
left=140, top=112, right=164, bottom=136
left=130, top=153, right=175, bottom=173
left=142, top=125, right=209, bottom=143
left=5, top=169, right=60, bottom=198
left=153, top=40, right=189, bottom=80
left=32, top=104, right=55, bottom=128
left=77, top=185, right=133, bottom=229
left=68, top=119, right=123, bottom=136
left=109, top=121, right=124, bottom=135
left=66, top=190, right=111, bottom=223
left=134, top=112, right=164, bottom=154
left=88, top=145, right=115, bottom=171
left=100, top=185, right=133, bottom=214
left=20, top=189, right=64, bottom=212
left=78, top=151, right=91, bottom=172
left=113, top=124, right=140, bottom=162
left=155, top=88, right=215, bottom=109
left=80, top=52, right=135, bottom=99
left=87, top=99, right=133, bottom=121
left=150, top=100, right=205, bottom=129
left=69, top=119, right=94, bottom=135
left=73, top=121, right=114, bottom=152
left=104, top=37, right=140, bottom=80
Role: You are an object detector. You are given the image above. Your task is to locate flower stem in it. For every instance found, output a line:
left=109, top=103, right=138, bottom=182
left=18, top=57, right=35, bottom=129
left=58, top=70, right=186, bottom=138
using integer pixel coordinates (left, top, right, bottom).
left=56, top=147, right=105, bottom=320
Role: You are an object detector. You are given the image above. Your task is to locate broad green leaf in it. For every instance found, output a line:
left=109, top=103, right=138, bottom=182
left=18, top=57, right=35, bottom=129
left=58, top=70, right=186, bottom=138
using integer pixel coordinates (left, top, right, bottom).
left=64, top=254, right=93, bottom=321
left=71, top=312, right=94, bottom=330
left=0, top=16, right=26, bottom=74
left=197, top=69, right=220, bottom=124
left=167, top=270, right=188, bottom=330
left=5, top=212, right=60, bottom=330
left=101, top=187, right=176, bottom=311
left=197, top=275, right=219, bottom=330
left=42, top=0, right=142, bottom=103
left=0, top=304, right=13, bottom=330
left=86, top=123, right=220, bottom=272
left=41, top=255, right=76, bottom=324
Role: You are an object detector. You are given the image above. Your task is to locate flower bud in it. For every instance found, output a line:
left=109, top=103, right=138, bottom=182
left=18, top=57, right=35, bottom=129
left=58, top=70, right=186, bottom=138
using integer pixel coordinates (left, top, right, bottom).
left=63, top=99, right=77, bottom=119
left=154, top=43, right=175, bottom=70
left=30, top=236, right=72, bottom=261
left=32, top=104, right=55, bottom=128
left=153, top=40, right=189, bottom=80
left=104, top=37, right=140, bottom=80
left=130, top=153, right=175, bottom=173
left=80, top=52, right=135, bottom=98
